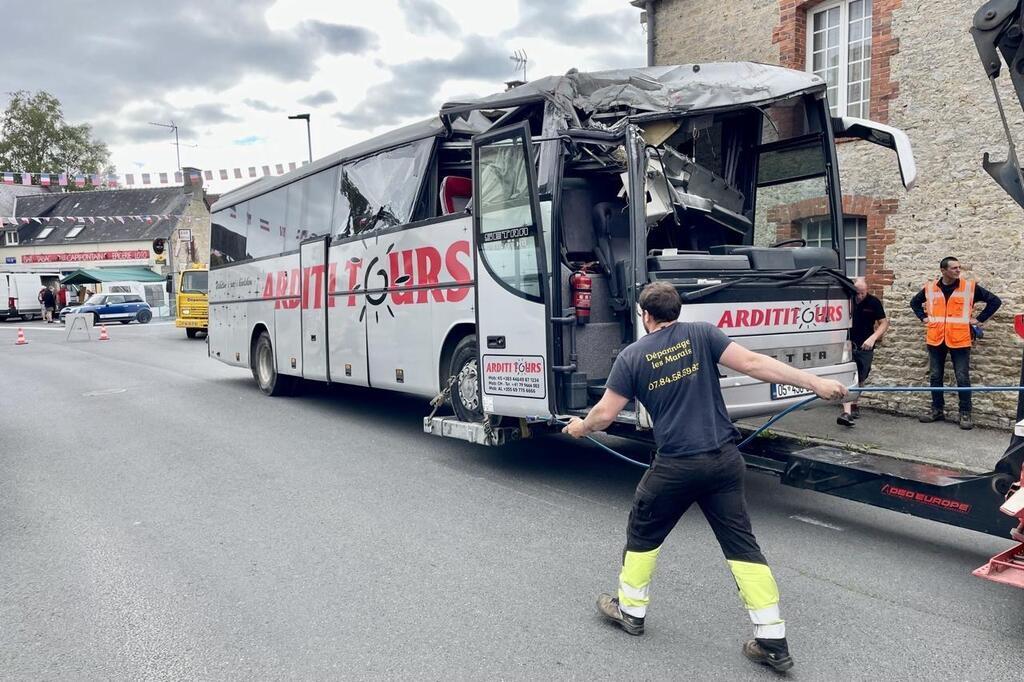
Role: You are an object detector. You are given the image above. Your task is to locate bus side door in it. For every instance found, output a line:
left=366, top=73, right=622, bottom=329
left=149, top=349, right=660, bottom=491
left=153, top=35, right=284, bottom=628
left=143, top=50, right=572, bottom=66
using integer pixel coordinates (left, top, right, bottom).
left=472, top=122, right=552, bottom=419
left=300, top=235, right=330, bottom=382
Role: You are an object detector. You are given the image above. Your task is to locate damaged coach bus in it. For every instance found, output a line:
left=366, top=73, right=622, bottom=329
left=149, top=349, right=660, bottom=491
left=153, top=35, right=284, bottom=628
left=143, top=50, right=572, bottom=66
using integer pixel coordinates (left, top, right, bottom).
left=208, top=63, right=915, bottom=445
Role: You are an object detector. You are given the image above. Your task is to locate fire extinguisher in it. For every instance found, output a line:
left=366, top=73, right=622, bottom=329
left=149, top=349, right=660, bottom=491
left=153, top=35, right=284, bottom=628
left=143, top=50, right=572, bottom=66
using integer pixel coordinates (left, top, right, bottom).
left=570, top=267, right=592, bottom=325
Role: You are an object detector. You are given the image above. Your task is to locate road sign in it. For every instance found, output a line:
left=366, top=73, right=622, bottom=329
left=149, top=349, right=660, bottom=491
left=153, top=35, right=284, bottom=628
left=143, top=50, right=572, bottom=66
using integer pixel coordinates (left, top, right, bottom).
left=178, top=228, right=192, bottom=242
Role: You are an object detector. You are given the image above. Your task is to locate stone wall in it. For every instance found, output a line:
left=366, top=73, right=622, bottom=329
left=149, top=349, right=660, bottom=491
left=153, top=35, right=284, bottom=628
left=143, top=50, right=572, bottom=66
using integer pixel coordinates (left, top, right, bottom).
left=651, top=0, right=1024, bottom=426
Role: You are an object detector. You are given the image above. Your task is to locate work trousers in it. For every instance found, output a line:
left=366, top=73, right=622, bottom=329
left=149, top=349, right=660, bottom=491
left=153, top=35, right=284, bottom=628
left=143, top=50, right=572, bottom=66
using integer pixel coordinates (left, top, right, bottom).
left=927, top=343, right=971, bottom=412
left=617, top=443, right=784, bottom=639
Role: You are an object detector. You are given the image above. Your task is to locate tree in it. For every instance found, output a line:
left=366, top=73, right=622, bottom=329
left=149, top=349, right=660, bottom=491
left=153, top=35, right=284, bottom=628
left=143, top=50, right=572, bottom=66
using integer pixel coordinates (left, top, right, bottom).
left=0, top=91, right=113, bottom=189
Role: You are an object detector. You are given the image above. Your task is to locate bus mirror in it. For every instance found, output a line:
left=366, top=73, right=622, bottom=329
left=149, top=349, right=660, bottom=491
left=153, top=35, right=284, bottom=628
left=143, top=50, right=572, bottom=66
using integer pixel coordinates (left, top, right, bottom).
left=832, top=116, right=917, bottom=191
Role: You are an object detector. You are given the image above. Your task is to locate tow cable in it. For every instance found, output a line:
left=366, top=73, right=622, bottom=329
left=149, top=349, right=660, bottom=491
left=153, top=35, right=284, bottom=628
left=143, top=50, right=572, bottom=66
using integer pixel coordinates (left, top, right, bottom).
left=555, top=385, right=1024, bottom=470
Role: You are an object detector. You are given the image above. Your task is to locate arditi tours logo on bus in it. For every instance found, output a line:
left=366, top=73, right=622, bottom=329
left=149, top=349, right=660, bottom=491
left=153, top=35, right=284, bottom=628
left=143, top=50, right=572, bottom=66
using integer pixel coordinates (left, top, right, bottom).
left=260, top=239, right=472, bottom=322
left=716, top=301, right=846, bottom=330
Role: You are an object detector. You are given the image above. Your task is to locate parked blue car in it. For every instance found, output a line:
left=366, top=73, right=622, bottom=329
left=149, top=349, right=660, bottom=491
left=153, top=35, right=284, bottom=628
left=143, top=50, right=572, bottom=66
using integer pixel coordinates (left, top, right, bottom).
left=60, top=293, right=153, bottom=325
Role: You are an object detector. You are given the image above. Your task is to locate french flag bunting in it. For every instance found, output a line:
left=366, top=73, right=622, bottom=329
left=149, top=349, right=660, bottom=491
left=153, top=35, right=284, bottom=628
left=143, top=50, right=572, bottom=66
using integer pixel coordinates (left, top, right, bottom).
left=107, top=175, right=118, bottom=188
left=21, top=217, right=29, bottom=224
left=219, top=169, right=228, bottom=180
left=142, top=173, right=151, bottom=185
left=2, top=173, right=13, bottom=185
left=74, top=174, right=85, bottom=188
left=88, top=217, right=96, bottom=224
left=21, top=172, right=31, bottom=185
left=259, top=218, right=270, bottom=232
left=125, top=173, right=134, bottom=186
left=39, top=173, right=51, bottom=187
left=58, top=173, right=68, bottom=187
left=91, top=174, right=102, bottom=186
left=159, top=173, right=168, bottom=184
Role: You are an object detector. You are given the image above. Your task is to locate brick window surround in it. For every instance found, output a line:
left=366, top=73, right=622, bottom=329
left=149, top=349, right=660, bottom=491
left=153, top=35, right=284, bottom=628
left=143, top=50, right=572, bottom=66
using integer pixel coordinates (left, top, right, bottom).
left=772, top=0, right=900, bottom=123
left=767, top=194, right=897, bottom=292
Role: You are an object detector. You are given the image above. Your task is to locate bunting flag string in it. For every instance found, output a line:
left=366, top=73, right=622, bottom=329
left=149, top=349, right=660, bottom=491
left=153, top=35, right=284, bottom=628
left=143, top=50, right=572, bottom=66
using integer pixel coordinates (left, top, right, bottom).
left=0, top=214, right=205, bottom=226
left=0, top=161, right=306, bottom=189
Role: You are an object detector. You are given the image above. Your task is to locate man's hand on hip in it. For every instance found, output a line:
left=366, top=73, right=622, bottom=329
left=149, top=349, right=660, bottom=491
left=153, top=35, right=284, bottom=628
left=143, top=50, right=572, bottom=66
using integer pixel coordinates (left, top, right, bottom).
left=810, top=377, right=848, bottom=401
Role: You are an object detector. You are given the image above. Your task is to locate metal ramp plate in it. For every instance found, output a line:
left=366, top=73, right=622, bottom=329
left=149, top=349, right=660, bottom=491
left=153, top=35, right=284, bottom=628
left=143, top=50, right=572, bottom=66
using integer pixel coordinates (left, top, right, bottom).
left=973, top=543, right=1024, bottom=589
left=423, top=416, right=522, bottom=446
left=790, top=446, right=976, bottom=487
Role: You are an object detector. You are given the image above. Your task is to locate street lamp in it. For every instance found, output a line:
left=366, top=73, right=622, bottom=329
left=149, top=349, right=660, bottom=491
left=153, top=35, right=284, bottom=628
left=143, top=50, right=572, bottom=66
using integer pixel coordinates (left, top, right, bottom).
left=289, top=113, right=312, bottom=163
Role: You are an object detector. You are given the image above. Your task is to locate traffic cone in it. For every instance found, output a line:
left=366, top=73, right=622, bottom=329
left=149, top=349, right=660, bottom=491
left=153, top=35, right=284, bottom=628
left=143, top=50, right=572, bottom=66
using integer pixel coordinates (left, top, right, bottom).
left=15, top=327, right=27, bottom=345
left=98, top=325, right=109, bottom=341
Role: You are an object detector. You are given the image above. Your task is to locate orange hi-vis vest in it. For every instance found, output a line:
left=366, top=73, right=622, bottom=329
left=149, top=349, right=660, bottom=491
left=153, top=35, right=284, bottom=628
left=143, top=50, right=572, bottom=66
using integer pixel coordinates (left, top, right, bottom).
left=924, top=278, right=975, bottom=348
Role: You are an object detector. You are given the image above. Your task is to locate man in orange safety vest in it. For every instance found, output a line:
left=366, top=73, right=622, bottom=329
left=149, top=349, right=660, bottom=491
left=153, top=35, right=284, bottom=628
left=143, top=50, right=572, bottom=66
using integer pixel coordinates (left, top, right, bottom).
left=910, top=256, right=1001, bottom=430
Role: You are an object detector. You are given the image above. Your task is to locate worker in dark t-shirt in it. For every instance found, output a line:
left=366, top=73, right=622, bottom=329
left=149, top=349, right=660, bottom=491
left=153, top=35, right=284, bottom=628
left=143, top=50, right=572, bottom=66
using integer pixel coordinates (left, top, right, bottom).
left=563, top=282, right=847, bottom=673
left=838, top=277, right=889, bottom=427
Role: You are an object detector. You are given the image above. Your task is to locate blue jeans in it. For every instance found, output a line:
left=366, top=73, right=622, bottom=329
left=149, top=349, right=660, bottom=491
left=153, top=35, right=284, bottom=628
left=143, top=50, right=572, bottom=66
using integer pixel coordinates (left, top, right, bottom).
left=927, top=343, right=971, bottom=412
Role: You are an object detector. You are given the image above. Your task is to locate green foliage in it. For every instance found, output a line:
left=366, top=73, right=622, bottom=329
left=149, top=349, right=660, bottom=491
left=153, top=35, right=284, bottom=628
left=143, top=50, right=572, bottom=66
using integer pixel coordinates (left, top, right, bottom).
left=0, top=91, right=113, bottom=190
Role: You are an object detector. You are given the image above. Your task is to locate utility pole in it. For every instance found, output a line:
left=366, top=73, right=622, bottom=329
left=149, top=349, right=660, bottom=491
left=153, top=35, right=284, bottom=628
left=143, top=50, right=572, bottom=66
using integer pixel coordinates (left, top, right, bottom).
left=149, top=120, right=181, bottom=172
left=289, top=113, right=312, bottom=163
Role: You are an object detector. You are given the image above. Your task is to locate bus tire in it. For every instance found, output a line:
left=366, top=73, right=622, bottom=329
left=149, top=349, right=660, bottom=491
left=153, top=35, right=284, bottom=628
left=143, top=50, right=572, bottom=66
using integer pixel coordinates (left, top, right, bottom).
left=449, top=336, right=485, bottom=423
left=186, top=327, right=198, bottom=338
left=252, top=330, right=295, bottom=396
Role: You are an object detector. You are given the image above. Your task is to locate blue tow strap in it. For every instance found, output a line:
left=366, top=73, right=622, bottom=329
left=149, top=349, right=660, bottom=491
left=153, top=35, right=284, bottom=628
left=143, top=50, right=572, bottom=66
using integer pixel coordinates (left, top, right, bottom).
left=562, top=385, right=1024, bottom=470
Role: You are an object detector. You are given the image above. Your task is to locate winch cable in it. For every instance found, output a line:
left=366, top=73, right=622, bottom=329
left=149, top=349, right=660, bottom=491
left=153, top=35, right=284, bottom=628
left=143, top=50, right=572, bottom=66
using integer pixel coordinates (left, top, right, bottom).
left=556, top=385, right=1024, bottom=470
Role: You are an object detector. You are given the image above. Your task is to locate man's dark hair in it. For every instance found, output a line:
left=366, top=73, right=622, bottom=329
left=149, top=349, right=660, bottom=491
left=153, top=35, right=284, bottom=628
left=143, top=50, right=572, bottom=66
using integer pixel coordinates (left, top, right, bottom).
left=639, top=282, right=681, bottom=322
left=940, top=256, right=959, bottom=270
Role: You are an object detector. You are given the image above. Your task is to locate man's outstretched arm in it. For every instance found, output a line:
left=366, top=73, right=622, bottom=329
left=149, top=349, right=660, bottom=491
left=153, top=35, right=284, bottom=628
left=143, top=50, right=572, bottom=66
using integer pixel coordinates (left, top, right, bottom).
left=719, top=342, right=849, bottom=401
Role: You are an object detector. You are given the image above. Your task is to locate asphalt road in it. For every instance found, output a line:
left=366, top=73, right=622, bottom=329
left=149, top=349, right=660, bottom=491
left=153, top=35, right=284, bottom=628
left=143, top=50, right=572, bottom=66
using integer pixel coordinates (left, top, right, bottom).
left=1, top=320, right=1021, bottom=680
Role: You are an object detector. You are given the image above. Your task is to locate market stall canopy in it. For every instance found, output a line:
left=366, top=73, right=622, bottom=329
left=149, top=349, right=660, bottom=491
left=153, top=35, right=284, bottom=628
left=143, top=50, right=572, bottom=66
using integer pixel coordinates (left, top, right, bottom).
left=60, top=266, right=165, bottom=285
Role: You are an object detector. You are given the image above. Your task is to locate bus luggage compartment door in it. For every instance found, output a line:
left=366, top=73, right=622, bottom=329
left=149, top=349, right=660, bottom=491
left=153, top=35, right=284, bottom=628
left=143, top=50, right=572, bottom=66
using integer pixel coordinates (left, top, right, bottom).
left=300, top=235, right=330, bottom=382
left=472, top=122, right=552, bottom=420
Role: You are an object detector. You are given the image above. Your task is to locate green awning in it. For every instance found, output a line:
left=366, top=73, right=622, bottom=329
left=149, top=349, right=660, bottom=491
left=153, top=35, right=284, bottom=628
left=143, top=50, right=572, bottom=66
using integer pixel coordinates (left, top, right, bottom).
left=60, top=267, right=165, bottom=285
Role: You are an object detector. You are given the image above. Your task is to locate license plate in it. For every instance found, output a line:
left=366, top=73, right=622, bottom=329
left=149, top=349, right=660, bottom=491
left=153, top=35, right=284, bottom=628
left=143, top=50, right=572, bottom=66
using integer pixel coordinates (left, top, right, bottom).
left=770, top=383, right=813, bottom=400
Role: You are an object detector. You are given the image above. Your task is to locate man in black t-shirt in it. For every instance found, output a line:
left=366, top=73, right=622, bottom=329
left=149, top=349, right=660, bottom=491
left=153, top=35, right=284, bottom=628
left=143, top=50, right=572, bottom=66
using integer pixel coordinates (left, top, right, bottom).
left=563, top=282, right=846, bottom=673
left=838, top=278, right=889, bottom=427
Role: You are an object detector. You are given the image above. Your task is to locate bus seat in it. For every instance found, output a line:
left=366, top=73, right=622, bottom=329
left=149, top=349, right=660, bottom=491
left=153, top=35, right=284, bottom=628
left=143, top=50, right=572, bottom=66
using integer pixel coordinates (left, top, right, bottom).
left=560, top=177, right=598, bottom=260
left=593, top=200, right=630, bottom=300
left=440, top=176, right=472, bottom=215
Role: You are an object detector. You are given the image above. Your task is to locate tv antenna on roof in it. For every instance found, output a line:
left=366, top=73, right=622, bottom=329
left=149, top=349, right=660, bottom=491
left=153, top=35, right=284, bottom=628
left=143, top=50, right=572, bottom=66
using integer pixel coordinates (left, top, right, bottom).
left=509, top=49, right=528, bottom=82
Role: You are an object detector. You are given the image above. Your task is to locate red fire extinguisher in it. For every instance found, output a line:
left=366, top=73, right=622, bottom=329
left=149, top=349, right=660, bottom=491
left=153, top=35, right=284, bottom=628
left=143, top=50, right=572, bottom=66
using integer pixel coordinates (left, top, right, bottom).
left=570, top=267, right=592, bottom=325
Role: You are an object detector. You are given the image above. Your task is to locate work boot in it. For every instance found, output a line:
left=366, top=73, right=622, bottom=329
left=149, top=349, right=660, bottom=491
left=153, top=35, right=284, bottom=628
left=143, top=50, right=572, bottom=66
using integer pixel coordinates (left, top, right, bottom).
left=918, top=408, right=944, bottom=423
left=743, top=638, right=794, bottom=673
left=836, top=413, right=855, bottom=428
left=596, top=593, right=644, bottom=636
left=959, top=411, right=973, bottom=430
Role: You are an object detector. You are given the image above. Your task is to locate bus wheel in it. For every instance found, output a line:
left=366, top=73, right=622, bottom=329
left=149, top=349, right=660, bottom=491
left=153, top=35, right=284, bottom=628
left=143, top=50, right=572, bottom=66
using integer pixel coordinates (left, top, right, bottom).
left=252, top=331, right=294, bottom=396
left=186, top=328, right=198, bottom=338
left=449, top=336, right=486, bottom=422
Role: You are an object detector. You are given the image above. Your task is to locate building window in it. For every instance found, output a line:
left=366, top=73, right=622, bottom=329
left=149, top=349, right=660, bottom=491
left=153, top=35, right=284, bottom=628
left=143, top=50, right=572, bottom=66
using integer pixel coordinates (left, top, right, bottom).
left=65, top=224, right=85, bottom=239
left=36, top=227, right=54, bottom=240
left=807, top=0, right=872, bottom=118
left=4, top=230, right=18, bottom=246
left=801, top=216, right=867, bottom=277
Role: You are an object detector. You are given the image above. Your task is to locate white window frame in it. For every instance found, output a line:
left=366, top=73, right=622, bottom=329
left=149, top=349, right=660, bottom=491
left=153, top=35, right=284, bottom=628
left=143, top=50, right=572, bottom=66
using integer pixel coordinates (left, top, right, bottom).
left=4, top=230, right=18, bottom=246
left=800, top=215, right=867, bottom=277
left=806, top=0, right=873, bottom=118
left=65, top=224, right=85, bottom=239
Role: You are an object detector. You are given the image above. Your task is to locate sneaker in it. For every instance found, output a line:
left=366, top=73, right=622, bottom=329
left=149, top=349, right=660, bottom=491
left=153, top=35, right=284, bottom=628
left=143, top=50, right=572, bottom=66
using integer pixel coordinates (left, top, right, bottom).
left=743, top=638, right=794, bottom=673
left=596, top=593, right=644, bottom=636
left=836, top=414, right=855, bottom=428
left=959, top=411, right=973, bottom=430
left=919, top=409, right=944, bottom=423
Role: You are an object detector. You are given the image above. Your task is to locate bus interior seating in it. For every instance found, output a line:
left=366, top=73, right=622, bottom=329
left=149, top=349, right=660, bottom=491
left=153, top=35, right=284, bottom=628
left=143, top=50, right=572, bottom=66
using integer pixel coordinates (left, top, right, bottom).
left=440, top=176, right=472, bottom=215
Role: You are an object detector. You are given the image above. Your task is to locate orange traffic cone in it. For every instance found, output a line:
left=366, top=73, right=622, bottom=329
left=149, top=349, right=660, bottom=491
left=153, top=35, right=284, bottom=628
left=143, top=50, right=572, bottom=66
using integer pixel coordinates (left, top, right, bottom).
left=15, top=327, right=27, bottom=345
left=98, top=324, right=109, bottom=341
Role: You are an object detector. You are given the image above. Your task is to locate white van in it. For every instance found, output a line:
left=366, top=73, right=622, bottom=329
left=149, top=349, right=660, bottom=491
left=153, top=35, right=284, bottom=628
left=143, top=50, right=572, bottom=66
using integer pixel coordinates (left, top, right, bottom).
left=0, top=273, right=45, bottom=321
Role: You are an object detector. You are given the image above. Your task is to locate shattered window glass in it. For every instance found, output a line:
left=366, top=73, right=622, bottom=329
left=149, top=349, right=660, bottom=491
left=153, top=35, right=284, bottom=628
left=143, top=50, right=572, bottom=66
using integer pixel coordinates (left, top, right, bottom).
left=335, top=138, right=434, bottom=237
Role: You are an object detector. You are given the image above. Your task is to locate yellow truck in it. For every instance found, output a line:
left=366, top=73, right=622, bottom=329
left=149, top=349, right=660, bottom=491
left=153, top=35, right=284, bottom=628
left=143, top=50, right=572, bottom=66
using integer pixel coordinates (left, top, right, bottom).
left=175, top=265, right=208, bottom=338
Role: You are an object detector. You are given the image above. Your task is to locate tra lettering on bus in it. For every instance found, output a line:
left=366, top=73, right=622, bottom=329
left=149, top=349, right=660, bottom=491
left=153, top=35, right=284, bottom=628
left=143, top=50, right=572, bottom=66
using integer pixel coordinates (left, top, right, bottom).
left=260, top=240, right=471, bottom=310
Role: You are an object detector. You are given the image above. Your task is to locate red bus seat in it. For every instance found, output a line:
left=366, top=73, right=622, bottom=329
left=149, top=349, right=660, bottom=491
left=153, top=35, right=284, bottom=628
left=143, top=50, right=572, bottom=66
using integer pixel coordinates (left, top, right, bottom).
left=440, top=176, right=472, bottom=215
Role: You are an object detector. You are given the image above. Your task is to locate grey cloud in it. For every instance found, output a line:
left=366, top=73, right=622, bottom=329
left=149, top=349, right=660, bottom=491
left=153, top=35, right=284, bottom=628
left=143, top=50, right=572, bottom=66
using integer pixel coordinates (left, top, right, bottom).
left=334, top=36, right=511, bottom=128
left=508, top=0, right=638, bottom=49
left=243, top=99, right=284, bottom=113
left=94, top=101, right=240, bottom=144
left=398, top=0, right=460, bottom=36
left=0, top=2, right=377, bottom=124
left=298, top=90, right=338, bottom=107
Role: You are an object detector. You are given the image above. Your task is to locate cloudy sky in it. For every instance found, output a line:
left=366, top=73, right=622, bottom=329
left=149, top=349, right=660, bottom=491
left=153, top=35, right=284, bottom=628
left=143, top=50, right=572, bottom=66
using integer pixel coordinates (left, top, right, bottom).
left=2, top=0, right=645, bottom=192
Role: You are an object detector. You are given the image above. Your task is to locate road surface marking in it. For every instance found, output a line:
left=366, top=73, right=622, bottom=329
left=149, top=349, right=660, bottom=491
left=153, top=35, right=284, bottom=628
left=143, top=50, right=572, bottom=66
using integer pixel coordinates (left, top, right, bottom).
left=789, top=514, right=845, bottom=531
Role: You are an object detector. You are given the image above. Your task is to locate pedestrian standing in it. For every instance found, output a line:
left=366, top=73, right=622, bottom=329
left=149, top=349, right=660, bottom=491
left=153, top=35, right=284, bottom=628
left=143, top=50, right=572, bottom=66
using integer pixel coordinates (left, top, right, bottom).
left=910, top=256, right=1001, bottom=430
left=41, top=286, right=56, bottom=323
left=563, top=282, right=847, bottom=673
left=837, top=277, right=889, bottom=427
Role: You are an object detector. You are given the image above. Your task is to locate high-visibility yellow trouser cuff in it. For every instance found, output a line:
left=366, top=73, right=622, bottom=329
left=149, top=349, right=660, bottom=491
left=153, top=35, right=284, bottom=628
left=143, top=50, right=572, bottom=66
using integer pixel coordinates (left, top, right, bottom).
left=618, top=546, right=661, bottom=618
left=728, top=560, right=785, bottom=639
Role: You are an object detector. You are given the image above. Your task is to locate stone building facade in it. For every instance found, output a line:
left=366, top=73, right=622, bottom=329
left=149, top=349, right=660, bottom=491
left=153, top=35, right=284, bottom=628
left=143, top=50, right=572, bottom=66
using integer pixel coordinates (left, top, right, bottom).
left=637, top=0, right=1024, bottom=426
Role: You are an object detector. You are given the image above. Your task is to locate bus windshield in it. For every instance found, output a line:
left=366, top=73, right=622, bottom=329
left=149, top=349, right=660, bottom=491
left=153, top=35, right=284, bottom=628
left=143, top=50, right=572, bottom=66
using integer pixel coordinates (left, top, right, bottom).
left=181, top=270, right=208, bottom=294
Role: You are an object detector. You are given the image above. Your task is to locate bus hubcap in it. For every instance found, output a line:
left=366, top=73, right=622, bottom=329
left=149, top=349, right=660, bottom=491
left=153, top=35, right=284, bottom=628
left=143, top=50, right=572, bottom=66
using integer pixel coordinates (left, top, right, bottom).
left=457, top=361, right=480, bottom=413
left=258, top=344, right=273, bottom=386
